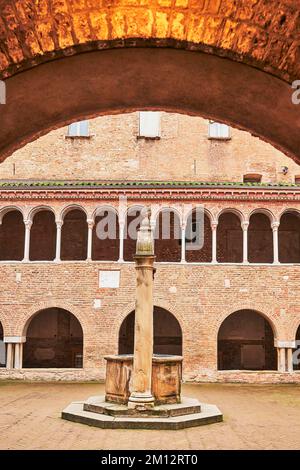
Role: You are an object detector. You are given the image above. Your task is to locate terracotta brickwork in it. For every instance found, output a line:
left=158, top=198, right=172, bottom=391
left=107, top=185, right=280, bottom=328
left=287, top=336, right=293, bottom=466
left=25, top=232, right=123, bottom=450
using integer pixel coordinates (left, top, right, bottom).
left=0, top=112, right=300, bottom=382
left=0, top=113, right=299, bottom=183
left=0, top=1, right=299, bottom=82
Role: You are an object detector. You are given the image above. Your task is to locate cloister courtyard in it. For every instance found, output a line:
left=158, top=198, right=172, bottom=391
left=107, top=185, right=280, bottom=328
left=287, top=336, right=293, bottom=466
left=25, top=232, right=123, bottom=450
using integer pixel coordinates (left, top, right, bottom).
left=1, top=381, right=300, bottom=450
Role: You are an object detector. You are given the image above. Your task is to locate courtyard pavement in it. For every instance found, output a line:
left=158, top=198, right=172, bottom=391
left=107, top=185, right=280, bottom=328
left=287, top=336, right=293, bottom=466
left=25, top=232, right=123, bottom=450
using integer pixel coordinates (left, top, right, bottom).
left=0, top=381, right=300, bottom=450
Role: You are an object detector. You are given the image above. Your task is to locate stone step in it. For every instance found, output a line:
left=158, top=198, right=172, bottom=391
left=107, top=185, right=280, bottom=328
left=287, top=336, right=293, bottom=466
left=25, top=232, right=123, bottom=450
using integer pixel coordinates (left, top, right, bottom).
left=62, top=401, right=223, bottom=430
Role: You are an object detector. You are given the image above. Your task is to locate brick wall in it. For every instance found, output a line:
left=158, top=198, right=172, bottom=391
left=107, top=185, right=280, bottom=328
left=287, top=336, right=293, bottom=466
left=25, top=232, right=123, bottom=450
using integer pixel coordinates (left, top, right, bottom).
left=0, top=113, right=299, bottom=184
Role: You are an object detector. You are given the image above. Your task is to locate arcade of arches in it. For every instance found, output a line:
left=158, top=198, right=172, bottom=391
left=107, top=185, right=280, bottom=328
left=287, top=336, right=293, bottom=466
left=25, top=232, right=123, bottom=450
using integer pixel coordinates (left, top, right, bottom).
left=0, top=207, right=300, bottom=264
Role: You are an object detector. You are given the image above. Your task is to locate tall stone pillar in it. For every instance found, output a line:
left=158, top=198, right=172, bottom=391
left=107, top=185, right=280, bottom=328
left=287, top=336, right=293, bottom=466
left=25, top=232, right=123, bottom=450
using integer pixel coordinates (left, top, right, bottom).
left=211, top=221, right=218, bottom=263
left=128, top=208, right=155, bottom=410
left=55, top=220, right=63, bottom=262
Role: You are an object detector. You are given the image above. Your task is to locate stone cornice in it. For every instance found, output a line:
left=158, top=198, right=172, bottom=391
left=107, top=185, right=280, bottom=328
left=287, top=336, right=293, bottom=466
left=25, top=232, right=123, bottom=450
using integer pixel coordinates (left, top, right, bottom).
left=0, top=187, right=300, bottom=203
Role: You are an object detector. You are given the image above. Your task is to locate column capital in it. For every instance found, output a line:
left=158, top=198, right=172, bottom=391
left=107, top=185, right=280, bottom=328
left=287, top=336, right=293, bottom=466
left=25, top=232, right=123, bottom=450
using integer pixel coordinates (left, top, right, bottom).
left=241, top=221, right=249, bottom=231
left=211, top=220, right=218, bottom=230
left=272, top=221, right=280, bottom=230
left=55, top=219, right=63, bottom=228
left=274, top=339, right=296, bottom=348
left=24, top=219, right=32, bottom=229
left=4, top=336, right=26, bottom=343
left=87, top=218, right=95, bottom=228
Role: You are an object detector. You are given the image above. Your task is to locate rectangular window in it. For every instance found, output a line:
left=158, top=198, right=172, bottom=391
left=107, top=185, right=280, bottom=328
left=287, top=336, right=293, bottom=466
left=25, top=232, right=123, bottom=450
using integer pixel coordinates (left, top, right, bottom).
left=208, top=121, right=231, bottom=140
left=295, top=176, right=300, bottom=185
left=139, top=112, right=161, bottom=138
left=67, top=120, right=90, bottom=137
left=243, top=174, right=262, bottom=183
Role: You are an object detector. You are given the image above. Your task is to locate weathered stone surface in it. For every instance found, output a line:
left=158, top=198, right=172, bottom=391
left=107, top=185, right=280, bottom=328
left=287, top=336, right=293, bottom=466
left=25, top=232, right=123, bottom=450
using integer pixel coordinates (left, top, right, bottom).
left=0, top=0, right=299, bottom=82
left=62, top=398, right=223, bottom=430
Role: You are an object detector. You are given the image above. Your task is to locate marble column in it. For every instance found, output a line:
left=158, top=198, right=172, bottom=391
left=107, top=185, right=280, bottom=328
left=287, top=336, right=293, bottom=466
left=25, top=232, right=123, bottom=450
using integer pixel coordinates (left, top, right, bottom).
left=211, top=221, right=218, bottom=263
left=181, top=224, right=186, bottom=263
left=6, top=343, right=13, bottom=369
left=87, top=219, right=94, bottom=262
left=272, top=222, right=280, bottom=264
left=128, top=208, right=155, bottom=410
left=118, top=221, right=125, bottom=263
left=55, top=220, right=63, bottom=262
left=241, top=221, right=249, bottom=264
left=23, top=220, right=32, bottom=262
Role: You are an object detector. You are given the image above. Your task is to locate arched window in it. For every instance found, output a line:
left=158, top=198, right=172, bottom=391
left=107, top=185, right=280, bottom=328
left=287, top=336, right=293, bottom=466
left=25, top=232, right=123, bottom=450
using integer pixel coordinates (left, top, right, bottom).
left=218, top=310, right=277, bottom=371
left=0, top=210, right=24, bottom=260
left=186, top=212, right=212, bottom=263
left=30, top=210, right=56, bottom=261
left=0, top=322, right=5, bottom=368
left=119, top=307, right=182, bottom=356
left=23, top=308, right=83, bottom=368
left=279, top=212, right=300, bottom=263
left=61, top=209, right=88, bottom=261
left=92, top=209, right=119, bottom=261
left=217, top=212, right=243, bottom=263
left=248, top=213, right=273, bottom=263
left=155, top=210, right=181, bottom=262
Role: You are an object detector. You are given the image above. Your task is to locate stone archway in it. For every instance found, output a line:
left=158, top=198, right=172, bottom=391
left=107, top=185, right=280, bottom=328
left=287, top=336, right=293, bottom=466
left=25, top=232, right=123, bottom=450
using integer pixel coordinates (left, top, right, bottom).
left=218, top=309, right=277, bottom=371
left=119, top=306, right=182, bottom=356
left=0, top=1, right=299, bottom=163
left=23, top=307, right=83, bottom=368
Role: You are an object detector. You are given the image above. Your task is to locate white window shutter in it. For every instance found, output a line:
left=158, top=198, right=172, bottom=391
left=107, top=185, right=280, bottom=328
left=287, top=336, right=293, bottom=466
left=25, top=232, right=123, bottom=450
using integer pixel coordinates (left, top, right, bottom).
left=68, top=120, right=89, bottom=137
left=209, top=121, right=230, bottom=139
left=139, top=112, right=161, bottom=138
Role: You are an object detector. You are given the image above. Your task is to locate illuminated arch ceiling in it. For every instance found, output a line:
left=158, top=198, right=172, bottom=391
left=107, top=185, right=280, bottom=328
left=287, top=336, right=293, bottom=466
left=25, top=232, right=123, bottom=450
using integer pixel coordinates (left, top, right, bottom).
left=0, top=0, right=299, bottom=163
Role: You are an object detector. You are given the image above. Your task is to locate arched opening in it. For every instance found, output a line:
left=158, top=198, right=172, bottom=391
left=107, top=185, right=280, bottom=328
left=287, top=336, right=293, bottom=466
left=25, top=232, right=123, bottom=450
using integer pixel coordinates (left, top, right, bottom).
left=218, top=310, right=277, bottom=371
left=0, top=210, right=24, bottom=261
left=92, top=209, right=119, bottom=261
left=23, top=308, right=83, bottom=368
left=119, top=307, right=182, bottom=356
left=217, top=212, right=243, bottom=263
left=186, top=212, right=212, bottom=263
left=30, top=210, right=56, bottom=261
left=124, top=207, right=142, bottom=262
left=294, top=325, right=300, bottom=371
left=61, top=209, right=88, bottom=261
left=279, top=212, right=300, bottom=263
left=155, top=210, right=181, bottom=263
left=0, top=322, right=5, bottom=367
left=248, top=213, right=273, bottom=264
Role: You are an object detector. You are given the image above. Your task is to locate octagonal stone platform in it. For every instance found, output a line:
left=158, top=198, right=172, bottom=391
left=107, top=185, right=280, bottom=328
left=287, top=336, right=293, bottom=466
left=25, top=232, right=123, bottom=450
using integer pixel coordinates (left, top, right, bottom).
left=62, top=395, right=223, bottom=430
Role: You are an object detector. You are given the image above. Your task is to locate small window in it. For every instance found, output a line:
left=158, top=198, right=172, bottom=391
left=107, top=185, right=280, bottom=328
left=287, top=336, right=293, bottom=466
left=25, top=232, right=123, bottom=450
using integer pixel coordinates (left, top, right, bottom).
left=208, top=121, right=231, bottom=140
left=138, top=112, right=161, bottom=139
left=243, top=174, right=262, bottom=183
left=67, top=120, right=90, bottom=138
left=295, top=176, right=300, bottom=185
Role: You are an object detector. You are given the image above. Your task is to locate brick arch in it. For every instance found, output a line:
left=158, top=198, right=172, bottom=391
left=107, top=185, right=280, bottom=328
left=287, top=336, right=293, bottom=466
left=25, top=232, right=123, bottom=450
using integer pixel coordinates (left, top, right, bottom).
left=0, top=1, right=299, bottom=164
left=114, top=300, right=185, bottom=348
left=213, top=305, right=281, bottom=341
left=0, top=1, right=298, bottom=82
left=17, top=301, right=89, bottom=339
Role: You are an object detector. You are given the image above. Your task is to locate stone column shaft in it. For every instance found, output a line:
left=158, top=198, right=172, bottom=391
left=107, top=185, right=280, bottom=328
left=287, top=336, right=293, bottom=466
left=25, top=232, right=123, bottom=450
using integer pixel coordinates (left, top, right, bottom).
left=242, top=222, right=249, bottom=264
left=55, top=220, right=63, bottom=262
left=23, top=220, right=32, bottom=262
left=181, top=226, right=186, bottom=263
left=272, top=223, right=280, bottom=264
left=6, top=343, right=13, bottom=369
left=128, top=255, right=155, bottom=408
left=87, top=219, right=94, bottom=261
left=211, top=222, right=218, bottom=263
left=118, top=223, right=124, bottom=262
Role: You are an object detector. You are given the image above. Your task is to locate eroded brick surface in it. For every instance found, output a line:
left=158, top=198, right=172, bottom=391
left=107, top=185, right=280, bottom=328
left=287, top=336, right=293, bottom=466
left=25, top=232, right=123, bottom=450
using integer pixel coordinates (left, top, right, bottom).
left=0, top=0, right=299, bottom=80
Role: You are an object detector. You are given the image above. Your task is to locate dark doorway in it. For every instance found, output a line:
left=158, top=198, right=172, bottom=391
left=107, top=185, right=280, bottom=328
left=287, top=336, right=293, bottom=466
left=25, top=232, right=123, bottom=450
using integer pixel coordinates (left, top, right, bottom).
left=119, top=307, right=182, bottom=356
left=218, top=310, right=277, bottom=370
